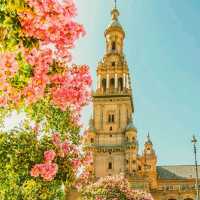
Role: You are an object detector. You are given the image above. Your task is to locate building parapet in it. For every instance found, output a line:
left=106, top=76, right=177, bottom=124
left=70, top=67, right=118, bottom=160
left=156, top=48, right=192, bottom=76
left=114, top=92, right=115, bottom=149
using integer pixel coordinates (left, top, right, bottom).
left=84, top=140, right=138, bottom=152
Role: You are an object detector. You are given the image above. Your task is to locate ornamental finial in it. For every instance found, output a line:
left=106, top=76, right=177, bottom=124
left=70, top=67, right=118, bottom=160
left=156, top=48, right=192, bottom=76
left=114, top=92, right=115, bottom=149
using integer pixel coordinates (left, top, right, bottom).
left=114, top=0, right=117, bottom=8
left=111, top=0, right=119, bottom=20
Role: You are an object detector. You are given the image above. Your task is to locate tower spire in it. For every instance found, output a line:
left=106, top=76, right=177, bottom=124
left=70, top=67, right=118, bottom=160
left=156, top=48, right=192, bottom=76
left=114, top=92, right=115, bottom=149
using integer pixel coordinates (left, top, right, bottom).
left=147, top=132, right=153, bottom=145
left=114, top=0, right=117, bottom=9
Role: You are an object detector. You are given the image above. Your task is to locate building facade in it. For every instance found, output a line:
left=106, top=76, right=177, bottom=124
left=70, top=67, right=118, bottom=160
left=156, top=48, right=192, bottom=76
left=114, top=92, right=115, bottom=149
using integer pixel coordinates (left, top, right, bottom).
left=83, top=5, right=199, bottom=200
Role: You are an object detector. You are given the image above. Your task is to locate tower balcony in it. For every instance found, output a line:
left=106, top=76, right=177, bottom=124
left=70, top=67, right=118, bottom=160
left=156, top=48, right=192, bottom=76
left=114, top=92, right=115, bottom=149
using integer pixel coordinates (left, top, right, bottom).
left=84, top=140, right=138, bottom=152
left=93, top=88, right=132, bottom=97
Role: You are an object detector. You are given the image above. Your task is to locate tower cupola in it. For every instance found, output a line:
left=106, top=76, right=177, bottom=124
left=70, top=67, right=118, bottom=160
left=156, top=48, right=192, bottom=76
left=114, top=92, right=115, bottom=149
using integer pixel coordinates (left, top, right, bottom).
left=105, top=5, right=125, bottom=55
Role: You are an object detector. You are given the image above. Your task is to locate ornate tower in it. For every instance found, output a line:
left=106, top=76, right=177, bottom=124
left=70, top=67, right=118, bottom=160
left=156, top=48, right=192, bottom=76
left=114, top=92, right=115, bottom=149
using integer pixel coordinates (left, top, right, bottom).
left=141, top=134, right=158, bottom=189
left=83, top=4, right=139, bottom=178
left=82, top=3, right=199, bottom=200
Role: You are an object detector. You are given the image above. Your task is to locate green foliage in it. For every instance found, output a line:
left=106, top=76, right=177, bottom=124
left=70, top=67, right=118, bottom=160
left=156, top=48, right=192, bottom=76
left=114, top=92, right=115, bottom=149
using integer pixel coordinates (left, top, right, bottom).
left=0, top=0, right=37, bottom=52
left=10, top=52, right=33, bottom=89
left=21, top=179, right=65, bottom=200
left=26, top=98, right=80, bottom=144
left=0, top=0, right=90, bottom=199
left=0, top=129, right=76, bottom=199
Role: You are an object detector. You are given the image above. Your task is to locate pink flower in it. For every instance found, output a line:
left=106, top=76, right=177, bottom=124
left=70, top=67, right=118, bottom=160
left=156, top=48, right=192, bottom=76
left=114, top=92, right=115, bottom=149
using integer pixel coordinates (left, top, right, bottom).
left=30, top=164, right=41, bottom=177
left=25, top=48, right=52, bottom=76
left=50, top=65, right=92, bottom=115
left=0, top=52, right=18, bottom=77
left=82, top=152, right=93, bottom=166
left=71, top=159, right=81, bottom=170
left=40, top=163, right=58, bottom=181
left=19, top=0, right=85, bottom=61
left=62, top=141, right=70, bottom=154
left=44, top=150, right=56, bottom=163
left=52, top=133, right=61, bottom=146
left=30, top=163, right=58, bottom=181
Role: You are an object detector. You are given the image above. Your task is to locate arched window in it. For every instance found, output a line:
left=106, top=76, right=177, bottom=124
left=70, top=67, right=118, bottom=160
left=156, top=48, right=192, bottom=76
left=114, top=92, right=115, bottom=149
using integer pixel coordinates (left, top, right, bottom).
left=118, top=77, right=123, bottom=91
left=112, top=41, right=116, bottom=51
left=102, top=79, right=106, bottom=92
left=112, top=114, right=115, bottom=122
left=108, top=162, right=112, bottom=170
left=110, top=78, right=115, bottom=91
left=111, top=62, right=115, bottom=66
left=90, top=138, right=94, bottom=143
left=108, top=114, right=115, bottom=123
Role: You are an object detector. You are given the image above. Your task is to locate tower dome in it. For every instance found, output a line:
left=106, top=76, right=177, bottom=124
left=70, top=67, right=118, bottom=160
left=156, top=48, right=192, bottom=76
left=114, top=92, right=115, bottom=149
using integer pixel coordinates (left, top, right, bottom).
left=105, top=7, right=125, bottom=38
left=126, top=118, right=137, bottom=132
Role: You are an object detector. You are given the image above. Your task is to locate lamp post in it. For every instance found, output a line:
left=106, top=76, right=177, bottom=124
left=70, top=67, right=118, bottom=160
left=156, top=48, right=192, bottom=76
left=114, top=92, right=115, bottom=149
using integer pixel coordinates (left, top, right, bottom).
left=192, top=135, right=199, bottom=200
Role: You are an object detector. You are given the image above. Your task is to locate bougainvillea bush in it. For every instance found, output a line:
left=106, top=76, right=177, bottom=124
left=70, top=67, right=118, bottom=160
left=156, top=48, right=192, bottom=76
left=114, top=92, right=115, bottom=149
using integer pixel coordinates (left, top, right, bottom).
left=0, top=0, right=92, bottom=199
left=81, top=175, right=153, bottom=200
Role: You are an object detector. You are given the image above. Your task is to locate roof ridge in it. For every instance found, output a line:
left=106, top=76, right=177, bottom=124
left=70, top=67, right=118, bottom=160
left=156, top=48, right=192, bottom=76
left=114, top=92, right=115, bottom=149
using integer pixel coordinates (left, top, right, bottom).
left=157, top=165, right=200, bottom=167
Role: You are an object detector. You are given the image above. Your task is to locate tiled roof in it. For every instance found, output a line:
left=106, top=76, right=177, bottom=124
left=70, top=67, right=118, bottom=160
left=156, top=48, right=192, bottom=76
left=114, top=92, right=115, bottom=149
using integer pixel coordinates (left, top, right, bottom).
left=157, top=165, right=200, bottom=179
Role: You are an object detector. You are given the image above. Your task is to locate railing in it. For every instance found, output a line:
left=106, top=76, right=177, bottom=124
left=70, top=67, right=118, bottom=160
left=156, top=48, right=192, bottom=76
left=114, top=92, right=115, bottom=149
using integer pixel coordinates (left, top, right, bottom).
left=93, top=89, right=132, bottom=96
left=158, top=184, right=197, bottom=191
left=84, top=140, right=138, bottom=150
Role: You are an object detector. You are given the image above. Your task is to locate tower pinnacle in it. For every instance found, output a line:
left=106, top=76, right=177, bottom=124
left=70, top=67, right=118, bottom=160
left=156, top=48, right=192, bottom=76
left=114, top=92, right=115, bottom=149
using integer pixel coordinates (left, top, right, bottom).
left=114, top=0, right=117, bottom=9
left=147, top=132, right=153, bottom=145
left=111, top=0, right=119, bottom=20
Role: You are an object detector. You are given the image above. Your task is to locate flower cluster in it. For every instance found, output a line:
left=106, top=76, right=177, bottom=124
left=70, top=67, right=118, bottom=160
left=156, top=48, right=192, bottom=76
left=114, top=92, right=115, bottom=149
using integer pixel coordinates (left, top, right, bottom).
left=0, top=52, right=21, bottom=106
left=50, top=65, right=92, bottom=113
left=31, top=150, right=58, bottom=181
left=23, top=47, right=92, bottom=117
left=0, top=0, right=92, bottom=122
left=0, top=0, right=92, bottom=198
left=19, top=0, right=85, bottom=61
left=31, top=133, right=93, bottom=183
left=81, top=175, right=153, bottom=200
left=23, top=48, right=52, bottom=104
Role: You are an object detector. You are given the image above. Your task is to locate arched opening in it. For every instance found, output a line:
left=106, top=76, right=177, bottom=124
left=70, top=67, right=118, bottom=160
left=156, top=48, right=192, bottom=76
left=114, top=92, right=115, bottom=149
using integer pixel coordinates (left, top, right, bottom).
left=111, top=62, right=115, bottom=66
left=184, top=199, right=193, bottom=200
left=118, top=77, right=123, bottom=91
left=108, top=162, right=112, bottom=170
left=102, top=79, right=106, bottom=92
left=111, top=41, right=116, bottom=51
left=110, top=78, right=115, bottom=91
left=108, top=114, right=115, bottom=123
left=90, top=138, right=94, bottom=143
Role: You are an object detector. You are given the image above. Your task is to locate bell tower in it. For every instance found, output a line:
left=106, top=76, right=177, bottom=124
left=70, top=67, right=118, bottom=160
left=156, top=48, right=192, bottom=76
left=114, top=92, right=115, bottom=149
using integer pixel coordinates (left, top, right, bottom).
left=83, top=3, right=138, bottom=178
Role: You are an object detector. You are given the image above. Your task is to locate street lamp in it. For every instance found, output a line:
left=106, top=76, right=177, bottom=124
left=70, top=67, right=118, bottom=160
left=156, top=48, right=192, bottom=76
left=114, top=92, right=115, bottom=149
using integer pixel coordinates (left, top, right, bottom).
left=192, top=135, right=199, bottom=200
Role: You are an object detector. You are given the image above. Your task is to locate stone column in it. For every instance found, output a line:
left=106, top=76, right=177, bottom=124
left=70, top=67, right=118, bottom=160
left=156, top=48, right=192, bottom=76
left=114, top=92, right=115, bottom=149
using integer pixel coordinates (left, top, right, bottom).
left=106, top=74, right=109, bottom=89
left=123, top=73, right=126, bottom=88
left=97, top=74, right=101, bottom=89
left=115, top=73, right=118, bottom=89
left=126, top=74, right=129, bottom=89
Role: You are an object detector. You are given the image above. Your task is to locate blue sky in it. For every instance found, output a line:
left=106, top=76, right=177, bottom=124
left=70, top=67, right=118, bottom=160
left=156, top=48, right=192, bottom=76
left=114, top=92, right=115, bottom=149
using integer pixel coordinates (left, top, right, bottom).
left=73, top=0, right=200, bottom=165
